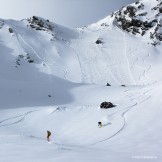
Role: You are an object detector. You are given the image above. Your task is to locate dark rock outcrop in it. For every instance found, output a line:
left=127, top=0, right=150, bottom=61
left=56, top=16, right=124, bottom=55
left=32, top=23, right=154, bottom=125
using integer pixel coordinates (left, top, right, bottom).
left=9, top=28, right=13, bottom=33
left=27, top=16, right=53, bottom=31
left=15, top=53, right=34, bottom=67
left=100, top=102, right=116, bottom=109
left=106, top=83, right=111, bottom=86
left=0, top=20, right=4, bottom=29
left=95, top=38, right=104, bottom=44
left=111, top=0, right=162, bottom=45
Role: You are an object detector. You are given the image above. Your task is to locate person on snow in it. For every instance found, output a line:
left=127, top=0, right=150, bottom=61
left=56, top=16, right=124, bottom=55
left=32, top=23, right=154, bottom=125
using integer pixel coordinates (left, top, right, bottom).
left=98, top=121, right=103, bottom=128
left=47, top=130, right=51, bottom=142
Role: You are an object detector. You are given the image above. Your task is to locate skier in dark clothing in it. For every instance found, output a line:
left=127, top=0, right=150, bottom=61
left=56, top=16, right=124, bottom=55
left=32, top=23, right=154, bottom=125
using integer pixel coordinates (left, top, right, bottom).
left=47, top=130, right=51, bottom=142
left=98, top=121, right=103, bottom=128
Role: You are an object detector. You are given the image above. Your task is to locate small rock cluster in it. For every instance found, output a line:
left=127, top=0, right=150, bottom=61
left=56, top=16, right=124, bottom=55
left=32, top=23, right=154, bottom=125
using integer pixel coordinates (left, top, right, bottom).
left=150, top=19, right=162, bottom=46
left=95, top=38, right=104, bottom=44
left=0, top=20, right=4, bottom=29
left=15, top=53, right=34, bottom=67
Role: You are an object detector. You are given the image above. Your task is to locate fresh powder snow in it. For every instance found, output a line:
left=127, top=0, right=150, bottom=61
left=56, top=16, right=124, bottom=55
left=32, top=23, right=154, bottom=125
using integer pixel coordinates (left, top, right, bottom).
left=0, top=0, right=162, bottom=162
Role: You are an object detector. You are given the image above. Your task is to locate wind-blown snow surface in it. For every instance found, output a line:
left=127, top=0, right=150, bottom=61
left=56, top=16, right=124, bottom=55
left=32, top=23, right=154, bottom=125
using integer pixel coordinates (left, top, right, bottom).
left=0, top=0, right=162, bottom=161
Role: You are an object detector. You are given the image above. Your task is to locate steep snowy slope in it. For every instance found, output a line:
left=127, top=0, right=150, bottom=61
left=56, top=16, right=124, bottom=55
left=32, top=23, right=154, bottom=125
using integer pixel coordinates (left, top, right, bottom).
left=84, top=0, right=162, bottom=85
left=0, top=0, right=162, bottom=162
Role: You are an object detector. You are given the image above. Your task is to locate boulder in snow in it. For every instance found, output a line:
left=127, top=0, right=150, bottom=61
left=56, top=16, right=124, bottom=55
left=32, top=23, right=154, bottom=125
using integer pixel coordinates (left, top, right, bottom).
left=8, top=28, right=13, bottom=33
left=106, top=83, right=111, bottom=86
left=100, top=102, right=116, bottom=109
left=159, top=7, right=162, bottom=13
left=95, top=38, right=104, bottom=44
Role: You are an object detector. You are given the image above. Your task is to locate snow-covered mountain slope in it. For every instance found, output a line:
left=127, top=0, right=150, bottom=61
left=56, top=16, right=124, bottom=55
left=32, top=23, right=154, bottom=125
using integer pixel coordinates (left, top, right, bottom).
left=0, top=0, right=162, bottom=162
left=0, top=0, right=162, bottom=87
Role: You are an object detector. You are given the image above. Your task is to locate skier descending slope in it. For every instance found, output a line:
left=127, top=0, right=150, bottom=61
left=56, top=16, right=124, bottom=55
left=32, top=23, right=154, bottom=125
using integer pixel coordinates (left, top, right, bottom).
left=98, top=122, right=103, bottom=128
left=98, top=121, right=111, bottom=128
left=47, top=130, right=51, bottom=142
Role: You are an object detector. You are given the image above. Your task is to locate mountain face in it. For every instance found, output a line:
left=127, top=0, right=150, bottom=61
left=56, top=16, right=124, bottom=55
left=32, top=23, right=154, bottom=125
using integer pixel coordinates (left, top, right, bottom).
left=0, top=0, right=162, bottom=107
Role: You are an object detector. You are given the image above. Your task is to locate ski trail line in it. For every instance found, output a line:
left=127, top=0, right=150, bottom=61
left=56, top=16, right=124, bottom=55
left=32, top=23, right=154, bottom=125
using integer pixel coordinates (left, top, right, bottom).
left=0, top=110, right=40, bottom=127
left=89, top=86, right=153, bottom=146
left=68, top=43, right=86, bottom=82
left=89, top=102, right=137, bottom=146
left=124, top=32, right=136, bottom=85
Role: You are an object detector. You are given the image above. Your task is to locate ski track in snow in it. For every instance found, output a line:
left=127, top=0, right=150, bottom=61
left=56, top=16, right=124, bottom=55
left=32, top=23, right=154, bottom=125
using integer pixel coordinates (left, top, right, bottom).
left=139, top=52, right=153, bottom=85
left=0, top=87, right=155, bottom=151
left=131, top=49, right=146, bottom=84
left=64, top=42, right=84, bottom=82
left=28, top=135, right=102, bottom=151
left=89, top=40, right=158, bottom=146
left=89, top=85, right=153, bottom=146
left=0, top=106, right=100, bottom=151
left=67, top=42, right=90, bottom=83
left=0, top=110, right=40, bottom=127
left=7, top=28, right=155, bottom=148
left=17, top=34, right=42, bottom=61
left=128, top=44, right=158, bottom=86
left=123, top=32, right=136, bottom=85
left=14, top=24, right=70, bottom=81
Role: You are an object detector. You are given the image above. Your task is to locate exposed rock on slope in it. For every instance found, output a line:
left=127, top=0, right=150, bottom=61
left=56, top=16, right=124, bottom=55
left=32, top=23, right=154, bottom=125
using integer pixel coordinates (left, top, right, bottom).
left=27, top=16, right=54, bottom=31
left=111, top=0, right=162, bottom=45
